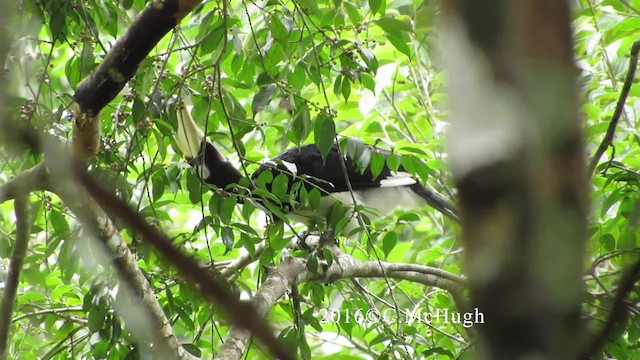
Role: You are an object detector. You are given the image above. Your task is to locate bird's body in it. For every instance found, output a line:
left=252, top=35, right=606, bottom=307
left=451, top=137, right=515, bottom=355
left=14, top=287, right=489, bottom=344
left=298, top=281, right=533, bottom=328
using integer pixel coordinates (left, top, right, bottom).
left=176, top=105, right=458, bottom=233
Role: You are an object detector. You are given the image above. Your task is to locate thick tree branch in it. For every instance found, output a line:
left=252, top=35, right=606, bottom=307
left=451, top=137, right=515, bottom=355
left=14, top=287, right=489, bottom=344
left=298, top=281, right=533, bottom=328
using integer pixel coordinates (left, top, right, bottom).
left=0, top=193, right=31, bottom=359
left=217, top=237, right=466, bottom=360
left=74, top=0, right=201, bottom=117
left=71, top=0, right=202, bottom=159
left=589, top=40, right=640, bottom=175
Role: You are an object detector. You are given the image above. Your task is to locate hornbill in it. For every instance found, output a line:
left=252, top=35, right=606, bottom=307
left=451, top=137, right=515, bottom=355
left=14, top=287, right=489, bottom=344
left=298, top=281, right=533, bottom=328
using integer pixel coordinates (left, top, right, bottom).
left=175, top=105, right=459, bottom=234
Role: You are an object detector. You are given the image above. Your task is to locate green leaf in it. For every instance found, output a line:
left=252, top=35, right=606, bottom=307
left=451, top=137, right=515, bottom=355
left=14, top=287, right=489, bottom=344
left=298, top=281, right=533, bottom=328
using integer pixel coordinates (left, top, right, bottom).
left=49, top=6, right=67, bottom=41
left=183, top=344, right=203, bottom=357
left=79, top=42, right=96, bottom=78
left=287, top=105, right=311, bottom=145
left=603, top=18, right=640, bottom=44
left=374, top=18, right=412, bottom=38
left=422, top=347, right=455, bottom=358
left=306, top=252, right=318, bottom=273
left=270, top=15, right=289, bottom=42
left=175, top=305, right=196, bottom=330
left=265, top=42, right=284, bottom=69
left=618, top=230, right=636, bottom=249
left=308, top=188, right=321, bottom=209
left=600, top=234, right=615, bottom=252
left=186, top=171, right=203, bottom=204
left=221, top=88, right=247, bottom=123
left=387, top=35, right=412, bottom=57
left=328, top=202, right=348, bottom=231
left=370, top=151, right=385, bottom=179
left=369, top=0, right=382, bottom=15
left=397, top=213, right=420, bottom=223
left=152, top=172, right=165, bottom=201
left=382, top=231, right=397, bottom=256
left=65, top=58, right=80, bottom=89
left=263, top=200, right=289, bottom=222
left=219, top=196, right=237, bottom=224
left=344, top=3, right=362, bottom=24
left=272, top=173, right=290, bottom=200
left=222, top=227, right=235, bottom=252
left=288, top=63, right=306, bottom=91
left=252, top=84, right=277, bottom=116
left=357, top=46, right=378, bottom=73
left=314, top=113, right=336, bottom=161
left=88, top=303, right=107, bottom=332
left=333, top=74, right=343, bottom=99
left=132, top=96, right=145, bottom=123
left=341, top=77, right=351, bottom=101
left=360, top=73, right=376, bottom=92
left=50, top=209, right=70, bottom=238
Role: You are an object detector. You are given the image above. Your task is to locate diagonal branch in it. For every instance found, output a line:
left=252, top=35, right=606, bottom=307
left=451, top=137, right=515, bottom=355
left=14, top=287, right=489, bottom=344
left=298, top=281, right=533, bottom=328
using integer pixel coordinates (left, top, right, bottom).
left=72, top=163, right=293, bottom=360
left=71, top=0, right=202, bottom=159
left=589, top=40, right=640, bottom=175
left=52, top=181, right=198, bottom=360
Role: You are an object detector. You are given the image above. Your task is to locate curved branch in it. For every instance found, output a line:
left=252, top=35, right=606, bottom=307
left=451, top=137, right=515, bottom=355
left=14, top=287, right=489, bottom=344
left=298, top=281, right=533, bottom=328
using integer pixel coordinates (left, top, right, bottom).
left=0, top=162, right=50, bottom=204
left=216, top=237, right=467, bottom=360
left=0, top=193, right=31, bottom=359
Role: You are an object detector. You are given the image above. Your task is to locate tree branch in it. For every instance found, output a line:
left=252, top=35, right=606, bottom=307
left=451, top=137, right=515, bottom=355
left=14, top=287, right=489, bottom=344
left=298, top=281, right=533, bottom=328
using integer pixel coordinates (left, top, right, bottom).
left=71, top=0, right=202, bottom=159
left=49, top=172, right=198, bottom=359
left=589, top=40, right=640, bottom=175
left=580, top=259, right=640, bottom=359
left=72, top=163, right=293, bottom=360
left=0, top=162, right=50, bottom=204
left=216, top=236, right=467, bottom=360
left=444, top=1, right=587, bottom=358
left=0, top=193, right=31, bottom=359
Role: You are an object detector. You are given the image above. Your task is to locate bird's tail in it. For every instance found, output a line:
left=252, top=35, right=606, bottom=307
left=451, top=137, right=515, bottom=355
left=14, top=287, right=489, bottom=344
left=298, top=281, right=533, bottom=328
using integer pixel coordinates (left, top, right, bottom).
left=409, top=183, right=460, bottom=223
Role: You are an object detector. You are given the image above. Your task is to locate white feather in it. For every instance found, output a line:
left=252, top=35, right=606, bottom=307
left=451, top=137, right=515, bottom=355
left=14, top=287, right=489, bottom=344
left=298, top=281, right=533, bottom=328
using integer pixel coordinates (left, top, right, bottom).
left=281, top=160, right=298, bottom=175
left=379, top=171, right=417, bottom=187
left=289, top=186, right=426, bottom=234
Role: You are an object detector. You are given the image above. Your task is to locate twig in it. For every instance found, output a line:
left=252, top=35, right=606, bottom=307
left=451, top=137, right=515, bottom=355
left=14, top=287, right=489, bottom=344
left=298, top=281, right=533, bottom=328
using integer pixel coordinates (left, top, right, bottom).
left=589, top=40, right=640, bottom=175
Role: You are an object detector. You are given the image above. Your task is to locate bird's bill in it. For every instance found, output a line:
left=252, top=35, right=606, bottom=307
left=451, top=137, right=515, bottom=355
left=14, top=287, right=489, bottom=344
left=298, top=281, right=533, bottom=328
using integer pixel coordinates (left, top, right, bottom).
left=176, top=101, right=205, bottom=159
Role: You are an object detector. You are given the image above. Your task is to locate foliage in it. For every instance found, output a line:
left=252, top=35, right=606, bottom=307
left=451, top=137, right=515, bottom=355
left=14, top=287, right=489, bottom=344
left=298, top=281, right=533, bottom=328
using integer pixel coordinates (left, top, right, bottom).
left=0, top=0, right=638, bottom=359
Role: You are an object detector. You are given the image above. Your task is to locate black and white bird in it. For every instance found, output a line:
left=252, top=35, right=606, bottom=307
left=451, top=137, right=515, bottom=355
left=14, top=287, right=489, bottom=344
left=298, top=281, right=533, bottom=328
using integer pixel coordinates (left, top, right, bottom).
left=175, top=105, right=459, bottom=234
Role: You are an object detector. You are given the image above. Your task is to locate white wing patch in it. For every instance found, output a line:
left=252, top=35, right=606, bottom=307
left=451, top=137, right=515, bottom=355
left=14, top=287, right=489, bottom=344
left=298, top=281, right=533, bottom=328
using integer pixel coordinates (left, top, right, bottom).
left=281, top=160, right=298, bottom=175
left=379, top=171, right=417, bottom=187
left=197, top=164, right=211, bottom=180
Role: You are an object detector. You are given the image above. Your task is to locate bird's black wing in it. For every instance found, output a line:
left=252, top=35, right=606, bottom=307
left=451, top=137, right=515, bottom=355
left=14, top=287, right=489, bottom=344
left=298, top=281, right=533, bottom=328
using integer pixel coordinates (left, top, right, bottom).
left=251, top=143, right=390, bottom=195
left=251, top=142, right=459, bottom=222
